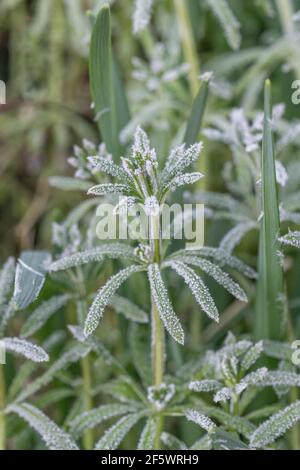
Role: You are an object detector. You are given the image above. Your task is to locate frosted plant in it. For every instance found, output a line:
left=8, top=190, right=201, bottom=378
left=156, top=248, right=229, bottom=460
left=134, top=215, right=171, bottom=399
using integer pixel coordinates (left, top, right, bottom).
left=132, top=0, right=154, bottom=34
left=186, top=104, right=300, bottom=255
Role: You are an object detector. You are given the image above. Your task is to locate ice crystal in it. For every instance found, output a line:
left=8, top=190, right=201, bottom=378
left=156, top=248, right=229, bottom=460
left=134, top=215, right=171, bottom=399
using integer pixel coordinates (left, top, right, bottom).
left=213, top=387, right=232, bottom=403
left=137, top=419, right=156, bottom=450
left=134, top=244, right=152, bottom=263
left=88, top=155, right=130, bottom=182
left=144, top=196, right=159, bottom=216
left=165, top=261, right=219, bottom=322
left=186, top=409, right=216, bottom=432
left=165, top=172, right=204, bottom=193
left=240, top=341, right=263, bottom=372
left=162, top=143, right=203, bottom=184
left=84, top=265, right=145, bottom=337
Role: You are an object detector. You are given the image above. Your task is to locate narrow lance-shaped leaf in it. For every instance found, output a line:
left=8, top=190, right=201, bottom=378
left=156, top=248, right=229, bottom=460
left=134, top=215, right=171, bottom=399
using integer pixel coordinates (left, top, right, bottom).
left=95, top=412, right=144, bottom=450
left=206, top=0, right=241, bottom=51
left=0, top=257, right=15, bottom=306
left=184, top=78, right=210, bottom=145
left=69, top=404, right=138, bottom=437
left=90, top=4, right=127, bottom=158
left=255, top=80, right=284, bottom=340
left=147, top=264, right=184, bottom=345
left=279, top=231, right=300, bottom=249
left=250, top=401, right=300, bottom=448
left=13, top=251, right=51, bottom=309
left=84, top=265, right=145, bottom=337
left=20, top=295, right=70, bottom=338
left=109, top=294, right=148, bottom=323
left=165, top=261, right=219, bottom=322
left=49, top=176, right=92, bottom=192
left=87, top=183, right=132, bottom=197
left=137, top=418, right=157, bottom=450
left=7, top=403, right=79, bottom=450
left=173, top=256, right=248, bottom=302
left=3, top=338, right=49, bottom=363
left=49, top=243, right=138, bottom=272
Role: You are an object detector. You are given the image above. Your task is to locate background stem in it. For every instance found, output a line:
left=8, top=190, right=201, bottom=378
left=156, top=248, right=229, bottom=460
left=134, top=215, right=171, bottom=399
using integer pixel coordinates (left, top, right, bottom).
left=174, top=0, right=200, bottom=96
left=0, top=364, right=6, bottom=450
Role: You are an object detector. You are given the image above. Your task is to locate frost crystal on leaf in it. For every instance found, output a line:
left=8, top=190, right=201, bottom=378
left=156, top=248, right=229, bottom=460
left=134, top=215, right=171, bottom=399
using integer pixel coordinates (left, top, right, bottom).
left=250, top=401, right=300, bottom=448
left=95, top=412, right=144, bottom=450
left=279, top=231, right=300, bottom=249
left=137, top=419, right=156, bottom=450
left=165, top=261, right=219, bottom=322
left=162, top=143, right=203, bottom=184
left=147, top=383, right=175, bottom=410
left=148, top=263, right=184, bottom=345
left=275, top=160, right=288, bottom=187
left=189, top=379, right=222, bottom=392
left=7, top=403, right=78, bottom=450
left=3, top=338, right=49, bottom=363
left=132, top=0, right=153, bottom=34
left=87, top=183, right=132, bottom=196
left=206, top=0, right=241, bottom=51
left=185, top=409, right=216, bottom=432
left=84, top=265, right=145, bottom=337
left=213, top=387, right=232, bottom=403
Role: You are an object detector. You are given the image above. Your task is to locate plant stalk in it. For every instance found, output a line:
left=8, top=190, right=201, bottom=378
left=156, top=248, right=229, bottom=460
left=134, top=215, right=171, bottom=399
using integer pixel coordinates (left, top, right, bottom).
left=149, top=210, right=165, bottom=449
left=174, top=0, right=200, bottom=97
left=0, top=364, right=6, bottom=451
left=80, top=354, right=93, bottom=450
left=276, top=0, right=300, bottom=80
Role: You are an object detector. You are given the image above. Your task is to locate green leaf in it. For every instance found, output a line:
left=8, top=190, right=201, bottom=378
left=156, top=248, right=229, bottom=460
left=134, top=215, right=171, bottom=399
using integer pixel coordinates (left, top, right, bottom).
left=250, top=401, right=300, bottom=448
left=70, top=404, right=138, bottom=437
left=184, top=80, right=210, bottom=145
left=49, top=176, right=92, bottom=192
left=20, top=295, right=70, bottom=338
left=212, top=429, right=249, bottom=450
left=95, top=412, right=144, bottom=450
left=206, top=0, right=241, bottom=51
left=7, top=403, right=79, bottom=450
left=137, top=418, right=157, bottom=450
left=89, top=4, right=128, bottom=158
left=3, top=338, right=49, bottom=363
left=255, top=80, right=284, bottom=340
left=147, top=264, right=185, bottom=345
left=13, top=251, right=51, bottom=309
left=109, top=295, right=148, bottom=323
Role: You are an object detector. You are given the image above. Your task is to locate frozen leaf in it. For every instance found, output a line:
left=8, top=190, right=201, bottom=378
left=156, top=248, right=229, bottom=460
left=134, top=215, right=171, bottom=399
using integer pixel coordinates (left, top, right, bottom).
left=176, top=256, right=247, bottom=302
left=13, top=251, right=51, bottom=309
left=49, top=243, right=138, bottom=272
left=163, top=172, right=204, bottom=194
left=250, top=401, right=300, bottom=448
left=95, top=412, right=144, bottom=450
left=3, top=338, right=49, bottom=363
left=84, top=265, right=145, bottom=337
left=165, top=261, right=219, bottom=322
left=279, top=231, right=300, bottom=249
left=137, top=418, right=156, bottom=450
left=147, top=383, right=175, bottom=410
left=213, top=429, right=249, bottom=450
left=220, top=221, right=257, bottom=253
left=109, top=294, right=148, bottom=323
left=87, top=183, right=132, bottom=196
left=69, top=404, right=138, bottom=436
left=190, top=435, right=212, bottom=450
left=21, top=295, right=70, bottom=338
left=275, top=160, right=288, bottom=187
left=15, top=343, right=90, bottom=403
left=240, top=341, right=263, bottom=372
left=87, top=155, right=130, bottom=182
left=161, top=432, right=187, bottom=450
left=162, top=142, right=203, bottom=184
left=49, top=176, right=92, bottom=192
left=206, top=0, right=241, bottom=50
left=189, top=379, right=222, bottom=392
left=185, top=409, right=216, bottom=432
left=7, top=403, right=78, bottom=450
left=0, top=257, right=15, bottom=306
left=147, top=264, right=184, bottom=345
left=213, top=387, right=232, bottom=403
left=132, top=0, right=153, bottom=34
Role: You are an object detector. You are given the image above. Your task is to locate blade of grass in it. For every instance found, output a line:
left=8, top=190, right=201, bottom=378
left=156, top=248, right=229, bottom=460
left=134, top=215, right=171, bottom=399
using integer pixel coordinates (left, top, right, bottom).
left=255, top=79, right=284, bottom=340
left=184, top=78, right=210, bottom=146
left=89, top=4, right=129, bottom=158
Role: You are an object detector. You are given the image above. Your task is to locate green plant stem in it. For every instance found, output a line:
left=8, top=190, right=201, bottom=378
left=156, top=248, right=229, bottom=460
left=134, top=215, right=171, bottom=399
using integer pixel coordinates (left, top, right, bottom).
left=149, top=211, right=165, bottom=450
left=286, top=306, right=300, bottom=449
left=0, top=365, right=6, bottom=450
left=80, top=354, right=93, bottom=450
left=174, top=0, right=200, bottom=97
